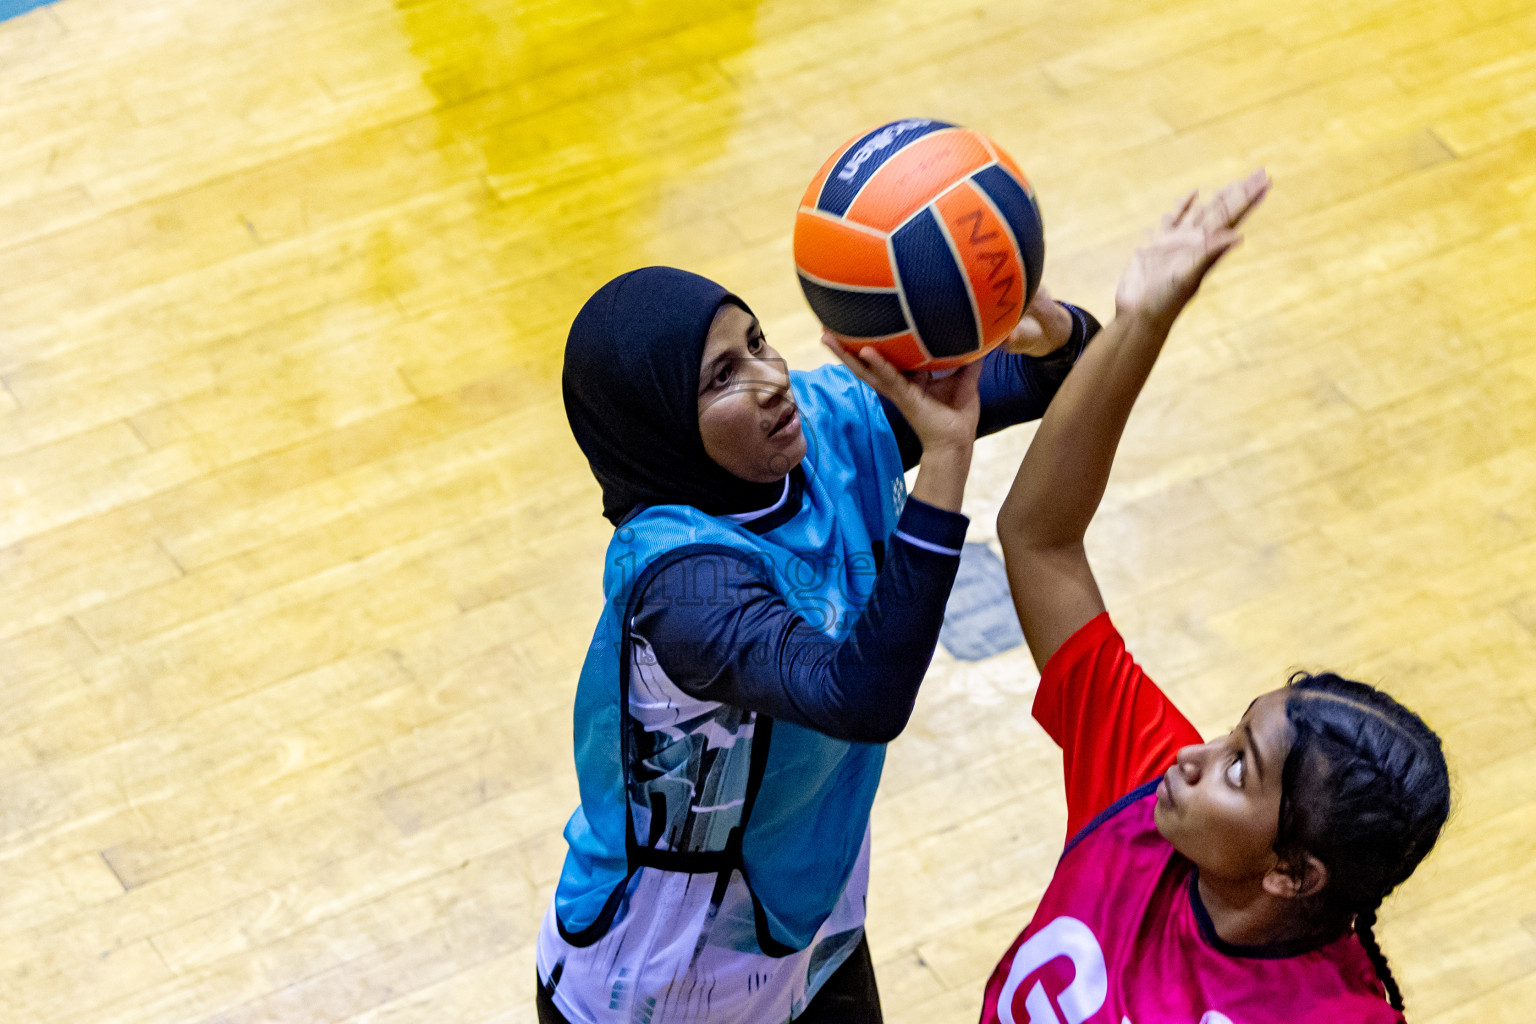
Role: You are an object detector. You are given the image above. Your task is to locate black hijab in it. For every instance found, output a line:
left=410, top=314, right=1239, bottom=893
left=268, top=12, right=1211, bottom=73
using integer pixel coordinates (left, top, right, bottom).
left=563, top=267, right=787, bottom=525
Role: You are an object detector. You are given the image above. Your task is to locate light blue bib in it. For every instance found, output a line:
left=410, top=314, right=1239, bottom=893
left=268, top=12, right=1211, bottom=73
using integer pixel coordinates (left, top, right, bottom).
left=553, top=363, right=907, bottom=954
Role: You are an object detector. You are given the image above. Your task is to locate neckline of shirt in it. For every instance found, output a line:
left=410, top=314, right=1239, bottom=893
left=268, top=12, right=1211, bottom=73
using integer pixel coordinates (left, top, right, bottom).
left=724, top=469, right=805, bottom=535
left=724, top=474, right=791, bottom=523
left=1184, top=869, right=1351, bottom=960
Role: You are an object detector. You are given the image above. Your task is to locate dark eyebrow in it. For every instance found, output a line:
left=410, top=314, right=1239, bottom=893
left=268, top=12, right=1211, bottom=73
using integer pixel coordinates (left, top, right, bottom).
left=1242, top=722, right=1265, bottom=784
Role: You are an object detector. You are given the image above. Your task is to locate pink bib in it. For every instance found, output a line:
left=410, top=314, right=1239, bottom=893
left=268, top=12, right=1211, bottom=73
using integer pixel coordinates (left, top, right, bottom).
left=979, top=785, right=1401, bottom=1024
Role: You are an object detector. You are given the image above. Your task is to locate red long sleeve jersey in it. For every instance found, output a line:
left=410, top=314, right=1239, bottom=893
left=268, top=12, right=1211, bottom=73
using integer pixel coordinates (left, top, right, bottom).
left=979, top=614, right=1400, bottom=1024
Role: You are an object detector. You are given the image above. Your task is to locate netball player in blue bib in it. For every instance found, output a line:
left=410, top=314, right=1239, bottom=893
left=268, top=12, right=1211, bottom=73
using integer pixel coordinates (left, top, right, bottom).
left=537, top=266, right=1099, bottom=1024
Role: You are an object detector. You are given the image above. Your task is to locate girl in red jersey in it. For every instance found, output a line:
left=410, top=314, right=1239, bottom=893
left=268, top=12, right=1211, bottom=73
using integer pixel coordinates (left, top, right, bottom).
left=984, top=171, right=1450, bottom=1024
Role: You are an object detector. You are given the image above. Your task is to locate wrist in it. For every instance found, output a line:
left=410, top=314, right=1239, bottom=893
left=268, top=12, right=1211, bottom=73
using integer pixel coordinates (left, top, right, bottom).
left=920, top=435, right=975, bottom=458
left=911, top=442, right=973, bottom=512
left=1112, top=304, right=1179, bottom=335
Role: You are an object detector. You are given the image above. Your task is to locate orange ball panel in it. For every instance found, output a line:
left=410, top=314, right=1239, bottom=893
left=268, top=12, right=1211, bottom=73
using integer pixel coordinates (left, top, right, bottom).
left=933, top=181, right=1027, bottom=345
left=793, top=211, right=896, bottom=289
left=843, top=129, right=993, bottom=233
left=831, top=330, right=929, bottom=372
left=993, top=147, right=1031, bottom=193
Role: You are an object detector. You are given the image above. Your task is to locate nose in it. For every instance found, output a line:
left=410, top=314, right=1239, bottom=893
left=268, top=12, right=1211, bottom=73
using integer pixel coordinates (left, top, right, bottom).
left=751, top=355, right=791, bottom=406
left=1174, top=742, right=1207, bottom=784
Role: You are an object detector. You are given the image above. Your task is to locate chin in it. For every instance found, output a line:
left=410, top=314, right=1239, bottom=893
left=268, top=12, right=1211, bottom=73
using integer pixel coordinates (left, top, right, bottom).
left=753, top=442, right=806, bottom=480
left=1152, top=798, right=1181, bottom=846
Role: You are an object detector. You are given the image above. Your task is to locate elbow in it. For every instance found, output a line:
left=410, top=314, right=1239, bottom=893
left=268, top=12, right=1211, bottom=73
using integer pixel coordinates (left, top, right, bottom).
left=843, top=686, right=919, bottom=744
left=997, top=508, right=1079, bottom=569
left=847, top=709, right=912, bottom=745
left=996, top=496, right=1038, bottom=551
left=996, top=497, right=1020, bottom=538
left=821, top=677, right=917, bottom=744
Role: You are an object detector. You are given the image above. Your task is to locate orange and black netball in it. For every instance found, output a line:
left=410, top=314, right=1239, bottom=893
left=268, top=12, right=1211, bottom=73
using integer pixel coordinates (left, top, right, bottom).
left=794, top=119, right=1045, bottom=371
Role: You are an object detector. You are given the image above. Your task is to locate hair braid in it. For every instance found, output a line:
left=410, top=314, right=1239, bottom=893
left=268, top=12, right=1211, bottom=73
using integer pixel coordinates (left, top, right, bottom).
left=1353, top=906, right=1404, bottom=1013
left=1276, top=672, right=1451, bottom=1018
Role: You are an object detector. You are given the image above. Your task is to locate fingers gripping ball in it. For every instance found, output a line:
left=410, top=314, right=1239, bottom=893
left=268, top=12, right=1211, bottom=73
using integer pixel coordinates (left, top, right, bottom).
left=794, top=119, right=1045, bottom=371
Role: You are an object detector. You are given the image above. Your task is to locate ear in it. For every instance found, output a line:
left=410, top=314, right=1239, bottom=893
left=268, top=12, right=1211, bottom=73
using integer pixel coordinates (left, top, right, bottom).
left=1262, top=854, right=1328, bottom=901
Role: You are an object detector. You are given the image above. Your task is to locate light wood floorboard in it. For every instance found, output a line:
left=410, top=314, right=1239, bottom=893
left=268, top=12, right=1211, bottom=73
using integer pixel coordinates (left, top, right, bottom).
left=2, top=0, right=1534, bottom=1021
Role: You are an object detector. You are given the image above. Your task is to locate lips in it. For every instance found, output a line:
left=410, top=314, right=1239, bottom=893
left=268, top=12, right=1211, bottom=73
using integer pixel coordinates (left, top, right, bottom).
left=1157, top=766, right=1179, bottom=810
left=767, top=405, right=799, bottom=438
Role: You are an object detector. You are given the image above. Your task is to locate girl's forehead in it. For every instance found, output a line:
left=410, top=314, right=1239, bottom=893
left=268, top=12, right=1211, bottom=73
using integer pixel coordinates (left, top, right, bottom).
left=706, top=303, right=757, bottom=343
left=1243, top=688, right=1288, bottom=718
left=1245, top=690, right=1295, bottom=754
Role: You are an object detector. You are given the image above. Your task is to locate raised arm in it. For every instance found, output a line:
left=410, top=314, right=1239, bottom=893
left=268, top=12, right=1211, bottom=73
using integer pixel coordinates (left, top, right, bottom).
left=998, top=171, right=1271, bottom=668
left=634, top=496, right=968, bottom=744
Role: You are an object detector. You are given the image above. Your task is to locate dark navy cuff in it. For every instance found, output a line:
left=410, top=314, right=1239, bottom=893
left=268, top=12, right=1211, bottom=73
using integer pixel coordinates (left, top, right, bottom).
left=1035, top=302, right=1101, bottom=373
left=894, top=497, right=968, bottom=556
left=1066, top=302, right=1102, bottom=353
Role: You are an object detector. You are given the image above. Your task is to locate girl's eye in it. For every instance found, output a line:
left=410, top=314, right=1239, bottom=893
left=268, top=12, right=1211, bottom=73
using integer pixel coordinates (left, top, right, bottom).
left=748, top=334, right=765, bottom=354
left=1226, top=753, right=1245, bottom=787
left=713, top=364, right=734, bottom=387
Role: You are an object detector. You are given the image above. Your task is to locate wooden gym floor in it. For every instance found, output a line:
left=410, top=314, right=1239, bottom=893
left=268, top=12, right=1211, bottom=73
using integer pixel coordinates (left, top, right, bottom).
left=3, top=0, right=1535, bottom=1021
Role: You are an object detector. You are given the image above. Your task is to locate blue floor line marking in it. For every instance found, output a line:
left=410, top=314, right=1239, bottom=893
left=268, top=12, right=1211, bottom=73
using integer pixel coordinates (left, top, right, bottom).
left=0, top=0, right=59, bottom=23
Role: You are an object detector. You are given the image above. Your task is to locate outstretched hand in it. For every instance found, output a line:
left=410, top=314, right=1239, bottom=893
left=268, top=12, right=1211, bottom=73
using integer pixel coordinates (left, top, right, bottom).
left=822, top=333, right=982, bottom=453
left=1115, top=169, right=1270, bottom=327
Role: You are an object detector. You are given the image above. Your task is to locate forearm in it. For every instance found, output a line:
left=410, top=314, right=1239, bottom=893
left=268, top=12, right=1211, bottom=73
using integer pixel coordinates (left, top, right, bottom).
left=998, top=310, right=1173, bottom=551
left=909, top=440, right=973, bottom=512
left=638, top=500, right=967, bottom=744
left=804, top=499, right=967, bottom=741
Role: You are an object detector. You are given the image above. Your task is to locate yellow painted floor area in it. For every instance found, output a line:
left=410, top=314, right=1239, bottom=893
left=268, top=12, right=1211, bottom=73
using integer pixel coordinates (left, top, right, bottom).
left=3, top=0, right=1535, bottom=1021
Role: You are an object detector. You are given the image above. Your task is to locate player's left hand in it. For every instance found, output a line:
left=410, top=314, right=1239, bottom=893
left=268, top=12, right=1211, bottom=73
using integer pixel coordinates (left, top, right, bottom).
left=1004, top=285, right=1075, bottom=357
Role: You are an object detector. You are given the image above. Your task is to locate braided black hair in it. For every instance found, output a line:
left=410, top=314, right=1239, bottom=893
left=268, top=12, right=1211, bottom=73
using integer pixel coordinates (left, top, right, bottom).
left=1354, top=907, right=1402, bottom=1013
left=1274, top=673, right=1451, bottom=1015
